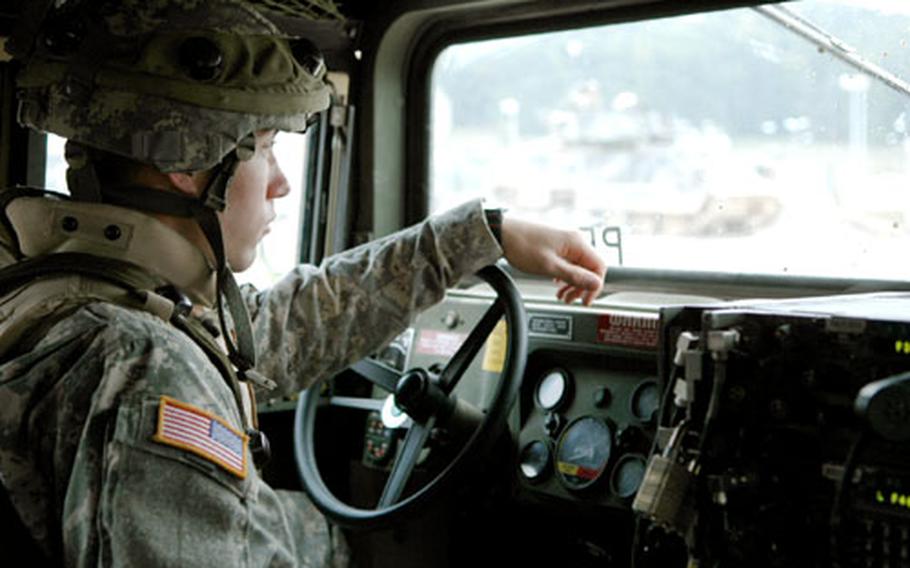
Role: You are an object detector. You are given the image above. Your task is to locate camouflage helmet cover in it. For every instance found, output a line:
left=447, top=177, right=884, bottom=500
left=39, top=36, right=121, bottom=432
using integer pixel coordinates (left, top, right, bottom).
left=16, top=0, right=337, bottom=172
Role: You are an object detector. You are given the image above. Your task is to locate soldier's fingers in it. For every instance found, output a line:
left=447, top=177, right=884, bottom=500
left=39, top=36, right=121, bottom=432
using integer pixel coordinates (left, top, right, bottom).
left=582, top=289, right=599, bottom=306
left=562, top=287, right=586, bottom=304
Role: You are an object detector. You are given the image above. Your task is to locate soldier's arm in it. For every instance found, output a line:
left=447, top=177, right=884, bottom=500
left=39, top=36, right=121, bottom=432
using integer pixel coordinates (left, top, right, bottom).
left=244, top=199, right=502, bottom=395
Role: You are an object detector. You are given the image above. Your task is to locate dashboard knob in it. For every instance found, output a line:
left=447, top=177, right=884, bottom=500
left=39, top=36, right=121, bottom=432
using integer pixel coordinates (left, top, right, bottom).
left=593, top=387, right=612, bottom=408
left=442, top=310, right=462, bottom=329
left=617, top=425, right=642, bottom=449
left=544, top=411, right=563, bottom=437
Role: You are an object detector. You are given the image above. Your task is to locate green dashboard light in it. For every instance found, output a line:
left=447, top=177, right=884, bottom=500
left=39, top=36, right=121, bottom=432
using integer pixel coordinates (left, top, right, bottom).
left=881, top=491, right=910, bottom=508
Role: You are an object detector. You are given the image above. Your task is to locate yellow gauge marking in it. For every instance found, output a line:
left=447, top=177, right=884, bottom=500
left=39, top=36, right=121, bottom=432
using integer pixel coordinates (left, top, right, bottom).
left=557, top=462, right=580, bottom=476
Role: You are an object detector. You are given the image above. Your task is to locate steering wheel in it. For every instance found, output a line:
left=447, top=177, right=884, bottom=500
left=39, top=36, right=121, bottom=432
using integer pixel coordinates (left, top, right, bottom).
left=294, top=265, right=527, bottom=529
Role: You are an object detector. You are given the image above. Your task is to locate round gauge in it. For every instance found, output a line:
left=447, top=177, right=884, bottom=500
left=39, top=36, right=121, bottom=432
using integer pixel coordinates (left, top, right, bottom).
left=610, top=453, right=648, bottom=498
left=630, top=380, right=660, bottom=423
left=518, top=440, right=551, bottom=481
left=555, top=416, right=613, bottom=490
left=536, top=368, right=571, bottom=410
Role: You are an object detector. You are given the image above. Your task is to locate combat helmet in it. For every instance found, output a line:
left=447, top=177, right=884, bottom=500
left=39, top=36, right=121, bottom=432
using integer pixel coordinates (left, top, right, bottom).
left=10, top=0, right=345, bottom=387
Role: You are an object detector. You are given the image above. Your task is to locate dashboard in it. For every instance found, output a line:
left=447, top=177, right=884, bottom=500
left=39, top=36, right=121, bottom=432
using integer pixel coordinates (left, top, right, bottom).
left=314, top=272, right=910, bottom=567
left=258, top=269, right=910, bottom=567
left=359, top=278, right=685, bottom=511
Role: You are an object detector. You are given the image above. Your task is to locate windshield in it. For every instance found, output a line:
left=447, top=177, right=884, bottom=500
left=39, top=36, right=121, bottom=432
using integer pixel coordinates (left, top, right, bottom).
left=429, top=0, right=910, bottom=280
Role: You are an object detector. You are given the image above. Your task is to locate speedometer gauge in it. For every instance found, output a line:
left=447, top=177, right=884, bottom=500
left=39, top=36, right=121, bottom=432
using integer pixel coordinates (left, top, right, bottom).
left=555, top=416, right=613, bottom=490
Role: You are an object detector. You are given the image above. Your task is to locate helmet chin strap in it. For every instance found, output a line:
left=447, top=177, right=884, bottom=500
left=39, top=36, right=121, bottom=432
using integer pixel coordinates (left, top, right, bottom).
left=64, top=140, right=275, bottom=390
left=64, top=141, right=104, bottom=203
left=193, top=154, right=275, bottom=389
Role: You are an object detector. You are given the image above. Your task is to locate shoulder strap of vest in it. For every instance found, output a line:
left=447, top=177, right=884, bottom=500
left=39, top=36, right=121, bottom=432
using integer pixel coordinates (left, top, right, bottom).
left=0, top=252, right=251, bottom=430
left=0, top=252, right=160, bottom=299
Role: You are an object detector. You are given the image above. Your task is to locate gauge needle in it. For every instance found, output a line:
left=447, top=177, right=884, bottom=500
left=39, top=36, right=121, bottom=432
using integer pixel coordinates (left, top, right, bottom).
left=568, top=447, right=595, bottom=461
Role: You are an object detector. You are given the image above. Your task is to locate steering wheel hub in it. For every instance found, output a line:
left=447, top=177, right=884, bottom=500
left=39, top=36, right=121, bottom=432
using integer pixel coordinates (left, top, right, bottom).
left=394, top=369, right=429, bottom=409
left=394, top=368, right=455, bottom=424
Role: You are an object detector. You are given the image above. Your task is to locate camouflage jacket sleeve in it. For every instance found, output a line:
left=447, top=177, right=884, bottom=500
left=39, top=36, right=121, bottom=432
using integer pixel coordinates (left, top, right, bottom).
left=244, top=200, right=503, bottom=395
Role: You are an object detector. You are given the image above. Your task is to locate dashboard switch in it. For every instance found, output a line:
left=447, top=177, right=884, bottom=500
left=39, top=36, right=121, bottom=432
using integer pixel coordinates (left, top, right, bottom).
left=544, top=411, right=564, bottom=437
left=442, top=310, right=462, bottom=329
left=593, top=387, right=612, bottom=408
left=617, top=425, right=642, bottom=449
left=363, top=412, right=398, bottom=468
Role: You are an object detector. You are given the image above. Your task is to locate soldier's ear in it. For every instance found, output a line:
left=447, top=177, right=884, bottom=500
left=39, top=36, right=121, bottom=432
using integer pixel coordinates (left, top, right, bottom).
left=166, top=172, right=205, bottom=197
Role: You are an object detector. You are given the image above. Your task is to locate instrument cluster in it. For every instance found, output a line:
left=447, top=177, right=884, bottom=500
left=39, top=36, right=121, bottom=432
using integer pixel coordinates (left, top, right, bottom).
left=516, top=332, right=659, bottom=510
left=355, top=286, right=664, bottom=515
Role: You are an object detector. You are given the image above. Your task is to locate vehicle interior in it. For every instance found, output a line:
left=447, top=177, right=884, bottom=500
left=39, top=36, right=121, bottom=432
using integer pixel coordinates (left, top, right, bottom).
left=3, top=0, right=910, bottom=566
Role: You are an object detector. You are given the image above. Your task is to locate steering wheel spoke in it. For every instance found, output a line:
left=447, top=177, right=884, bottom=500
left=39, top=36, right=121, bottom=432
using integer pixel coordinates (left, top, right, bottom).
left=377, top=416, right=436, bottom=507
left=328, top=396, right=385, bottom=412
left=349, top=357, right=402, bottom=393
left=438, top=300, right=504, bottom=393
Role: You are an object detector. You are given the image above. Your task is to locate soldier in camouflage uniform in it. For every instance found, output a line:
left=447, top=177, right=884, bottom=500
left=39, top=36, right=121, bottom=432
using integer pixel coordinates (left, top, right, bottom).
left=0, top=1, right=607, bottom=566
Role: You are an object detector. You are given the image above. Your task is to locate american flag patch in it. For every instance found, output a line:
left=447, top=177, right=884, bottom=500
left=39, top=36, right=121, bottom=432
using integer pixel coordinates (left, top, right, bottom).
left=153, top=396, right=249, bottom=479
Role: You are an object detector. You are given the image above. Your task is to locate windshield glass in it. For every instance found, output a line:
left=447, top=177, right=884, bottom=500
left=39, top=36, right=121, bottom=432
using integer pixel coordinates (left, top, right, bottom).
left=429, top=0, right=910, bottom=280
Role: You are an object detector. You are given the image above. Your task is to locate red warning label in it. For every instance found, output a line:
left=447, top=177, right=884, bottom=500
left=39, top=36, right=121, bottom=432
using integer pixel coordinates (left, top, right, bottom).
left=415, top=330, right=467, bottom=357
left=596, top=314, right=659, bottom=348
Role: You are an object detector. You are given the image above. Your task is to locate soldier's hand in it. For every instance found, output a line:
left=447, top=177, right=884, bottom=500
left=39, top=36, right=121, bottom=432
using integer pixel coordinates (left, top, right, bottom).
left=500, top=218, right=607, bottom=305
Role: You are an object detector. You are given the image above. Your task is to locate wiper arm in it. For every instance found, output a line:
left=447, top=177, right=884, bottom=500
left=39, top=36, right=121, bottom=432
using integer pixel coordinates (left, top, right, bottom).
left=753, top=4, right=910, bottom=98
